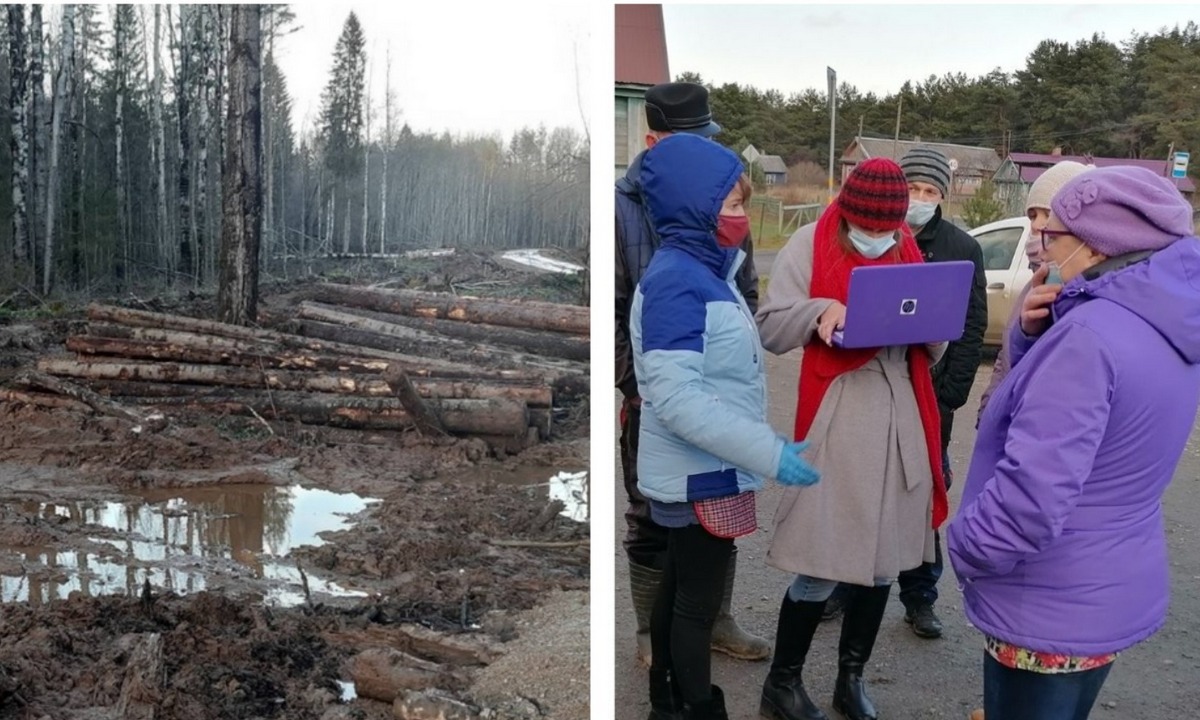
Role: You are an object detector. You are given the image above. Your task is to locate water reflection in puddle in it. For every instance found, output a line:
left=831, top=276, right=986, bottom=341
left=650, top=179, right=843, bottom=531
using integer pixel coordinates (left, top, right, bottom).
left=0, top=486, right=379, bottom=606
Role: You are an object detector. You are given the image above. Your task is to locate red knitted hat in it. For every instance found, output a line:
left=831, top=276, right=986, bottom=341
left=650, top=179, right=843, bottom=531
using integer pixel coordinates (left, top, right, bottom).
left=836, top=158, right=910, bottom=232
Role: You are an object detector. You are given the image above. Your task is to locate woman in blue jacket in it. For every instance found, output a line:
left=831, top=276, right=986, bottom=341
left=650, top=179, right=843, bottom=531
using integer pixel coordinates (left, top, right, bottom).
left=632, top=133, right=819, bottom=720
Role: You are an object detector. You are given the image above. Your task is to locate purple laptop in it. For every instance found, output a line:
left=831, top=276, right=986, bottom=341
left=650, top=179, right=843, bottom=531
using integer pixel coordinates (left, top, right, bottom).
left=831, top=261, right=974, bottom=348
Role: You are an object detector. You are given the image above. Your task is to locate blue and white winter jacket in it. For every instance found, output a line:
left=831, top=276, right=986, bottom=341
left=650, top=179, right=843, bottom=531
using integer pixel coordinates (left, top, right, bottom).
left=632, top=134, right=785, bottom=503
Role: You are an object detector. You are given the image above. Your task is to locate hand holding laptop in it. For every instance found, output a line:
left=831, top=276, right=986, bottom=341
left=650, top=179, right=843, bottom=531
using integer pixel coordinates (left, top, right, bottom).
left=817, top=301, right=847, bottom=346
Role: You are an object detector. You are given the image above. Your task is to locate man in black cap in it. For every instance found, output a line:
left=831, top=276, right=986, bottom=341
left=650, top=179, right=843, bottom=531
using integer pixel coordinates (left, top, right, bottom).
left=616, top=82, right=766, bottom=667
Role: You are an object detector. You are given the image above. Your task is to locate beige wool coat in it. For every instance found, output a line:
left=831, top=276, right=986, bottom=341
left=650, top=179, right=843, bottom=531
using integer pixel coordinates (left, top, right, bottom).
left=755, top=223, right=944, bottom=587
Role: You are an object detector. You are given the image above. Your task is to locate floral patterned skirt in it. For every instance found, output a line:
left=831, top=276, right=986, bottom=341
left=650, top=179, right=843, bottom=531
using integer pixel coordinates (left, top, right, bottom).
left=985, top=636, right=1118, bottom=674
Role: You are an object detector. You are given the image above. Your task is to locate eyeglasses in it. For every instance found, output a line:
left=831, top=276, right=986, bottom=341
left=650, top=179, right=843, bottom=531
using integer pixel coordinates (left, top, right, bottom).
left=1039, top=228, right=1073, bottom=250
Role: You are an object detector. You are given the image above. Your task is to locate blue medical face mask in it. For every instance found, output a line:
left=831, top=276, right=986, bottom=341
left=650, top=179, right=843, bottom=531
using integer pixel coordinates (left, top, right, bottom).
left=1045, top=242, right=1086, bottom=285
left=906, top=200, right=938, bottom=227
left=848, top=227, right=897, bottom=259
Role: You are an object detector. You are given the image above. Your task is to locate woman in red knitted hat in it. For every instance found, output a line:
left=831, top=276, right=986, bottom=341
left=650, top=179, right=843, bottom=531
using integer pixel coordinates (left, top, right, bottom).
left=754, top=158, right=949, bottom=720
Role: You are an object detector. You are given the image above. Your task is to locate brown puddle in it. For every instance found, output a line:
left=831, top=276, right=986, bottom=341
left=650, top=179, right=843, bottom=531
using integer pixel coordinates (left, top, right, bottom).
left=0, top=485, right=379, bottom=606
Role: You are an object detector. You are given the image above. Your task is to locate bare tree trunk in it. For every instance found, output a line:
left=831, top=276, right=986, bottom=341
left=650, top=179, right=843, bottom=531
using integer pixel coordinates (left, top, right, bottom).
left=361, top=58, right=371, bottom=254
left=8, top=5, right=30, bottom=270
left=195, top=7, right=210, bottom=288
left=263, top=9, right=274, bottom=270
left=43, top=5, right=75, bottom=295
left=216, top=5, right=262, bottom=326
left=28, top=5, right=44, bottom=272
left=380, top=46, right=391, bottom=254
left=176, top=4, right=193, bottom=285
left=148, top=5, right=170, bottom=275
left=115, top=6, right=128, bottom=285
left=71, top=5, right=94, bottom=287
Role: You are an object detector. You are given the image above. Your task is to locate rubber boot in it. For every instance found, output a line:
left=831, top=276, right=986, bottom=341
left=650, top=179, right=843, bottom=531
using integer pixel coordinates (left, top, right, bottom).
left=710, top=548, right=771, bottom=660
left=683, top=685, right=730, bottom=720
left=831, top=584, right=890, bottom=720
left=630, top=560, right=662, bottom=667
left=647, top=667, right=684, bottom=720
left=760, top=593, right=830, bottom=720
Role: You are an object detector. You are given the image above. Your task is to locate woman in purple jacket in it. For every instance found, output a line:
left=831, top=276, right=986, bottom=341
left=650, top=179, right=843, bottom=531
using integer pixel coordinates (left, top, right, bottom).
left=948, top=165, right=1200, bottom=719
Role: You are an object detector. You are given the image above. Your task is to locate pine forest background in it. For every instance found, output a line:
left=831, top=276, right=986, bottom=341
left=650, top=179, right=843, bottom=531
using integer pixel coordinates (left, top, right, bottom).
left=0, top=5, right=590, bottom=296
left=683, top=25, right=1200, bottom=188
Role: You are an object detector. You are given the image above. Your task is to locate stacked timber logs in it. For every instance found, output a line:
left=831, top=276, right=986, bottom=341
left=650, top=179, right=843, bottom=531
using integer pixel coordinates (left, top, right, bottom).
left=7, top=290, right=590, bottom=446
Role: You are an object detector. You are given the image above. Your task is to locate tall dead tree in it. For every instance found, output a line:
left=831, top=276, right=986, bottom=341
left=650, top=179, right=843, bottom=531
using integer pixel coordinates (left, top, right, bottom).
left=216, top=5, right=263, bottom=325
left=28, top=4, right=44, bottom=270
left=145, top=5, right=170, bottom=273
left=114, top=4, right=129, bottom=283
left=380, top=45, right=391, bottom=254
left=8, top=5, right=30, bottom=270
left=175, top=4, right=193, bottom=284
left=44, top=5, right=76, bottom=295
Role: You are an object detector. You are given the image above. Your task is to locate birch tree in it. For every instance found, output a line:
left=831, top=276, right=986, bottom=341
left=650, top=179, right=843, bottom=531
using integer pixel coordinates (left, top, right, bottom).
left=9, top=5, right=30, bottom=269
left=28, top=4, right=44, bottom=268
left=380, top=45, right=392, bottom=254
left=113, top=3, right=130, bottom=282
left=217, top=5, right=263, bottom=325
left=44, top=5, right=75, bottom=294
left=144, top=5, right=170, bottom=272
left=174, top=4, right=193, bottom=282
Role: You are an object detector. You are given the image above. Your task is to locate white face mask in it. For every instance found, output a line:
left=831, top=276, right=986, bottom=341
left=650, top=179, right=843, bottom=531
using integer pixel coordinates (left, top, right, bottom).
left=848, top=227, right=896, bottom=259
left=1045, top=242, right=1086, bottom=285
left=906, top=200, right=938, bottom=227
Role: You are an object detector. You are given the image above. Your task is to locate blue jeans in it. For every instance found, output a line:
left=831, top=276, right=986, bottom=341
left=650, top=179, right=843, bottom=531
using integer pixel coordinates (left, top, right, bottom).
left=897, top=447, right=952, bottom=609
left=984, top=653, right=1113, bottom=720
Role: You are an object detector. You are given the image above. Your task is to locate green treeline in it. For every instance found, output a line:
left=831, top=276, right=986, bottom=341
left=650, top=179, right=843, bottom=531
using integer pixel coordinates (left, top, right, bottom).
left=686, top=23, right=1200, bottom=174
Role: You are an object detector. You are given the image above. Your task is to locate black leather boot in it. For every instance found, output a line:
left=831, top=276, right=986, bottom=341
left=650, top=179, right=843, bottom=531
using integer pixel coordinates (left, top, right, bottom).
left=831, top=584, right=890, bottom=720
left=684, top=685, right=730, bottom=720
left=647, top=667, right=684, bottom=720
left=760, top=593, right=830, bottom=720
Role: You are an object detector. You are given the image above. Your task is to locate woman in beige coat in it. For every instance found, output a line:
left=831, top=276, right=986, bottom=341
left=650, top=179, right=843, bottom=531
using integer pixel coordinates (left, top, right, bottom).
left=754, top=159, right=948, bottom=720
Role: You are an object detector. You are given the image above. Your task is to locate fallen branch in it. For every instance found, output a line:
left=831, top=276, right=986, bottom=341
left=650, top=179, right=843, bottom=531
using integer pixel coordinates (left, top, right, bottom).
left=10, top=371, right=167, bottom=432
left=487, top=539, right=588, bottom=549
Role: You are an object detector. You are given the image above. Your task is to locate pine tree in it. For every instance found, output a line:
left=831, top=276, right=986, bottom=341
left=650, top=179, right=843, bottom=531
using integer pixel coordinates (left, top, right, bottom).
left=316, top=12, right=367, bottom=187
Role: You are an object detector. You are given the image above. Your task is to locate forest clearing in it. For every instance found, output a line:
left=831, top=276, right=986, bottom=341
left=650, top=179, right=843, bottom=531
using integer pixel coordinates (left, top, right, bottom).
left=0, top=3, right=591, bottom=718
left=0, top=250, right=590, bottom=720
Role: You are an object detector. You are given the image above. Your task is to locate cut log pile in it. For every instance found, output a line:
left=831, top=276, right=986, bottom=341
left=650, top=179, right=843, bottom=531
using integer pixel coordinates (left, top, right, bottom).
left=4, top=286, right=590, bottom=447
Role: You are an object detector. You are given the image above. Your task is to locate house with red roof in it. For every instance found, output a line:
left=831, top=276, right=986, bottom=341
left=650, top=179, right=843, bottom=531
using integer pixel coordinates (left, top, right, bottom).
left=615, top=4, right=670, bottom=176
left=994, top=150, right=1195, bottom=215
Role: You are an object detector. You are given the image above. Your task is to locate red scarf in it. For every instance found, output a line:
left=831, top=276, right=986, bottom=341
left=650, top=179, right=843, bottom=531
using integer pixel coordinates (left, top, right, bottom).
left=792, top=206, right=948, bottom=529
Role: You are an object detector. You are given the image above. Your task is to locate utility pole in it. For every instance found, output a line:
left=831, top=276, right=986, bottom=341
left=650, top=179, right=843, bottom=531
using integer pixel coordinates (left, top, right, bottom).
left=892, top=97, right=903, bottom=159
left=1165, top=142, right=1175, bottom=177
left=827, top=66, right=837, bottom=203
left=858, top=115, right=864, bottom=138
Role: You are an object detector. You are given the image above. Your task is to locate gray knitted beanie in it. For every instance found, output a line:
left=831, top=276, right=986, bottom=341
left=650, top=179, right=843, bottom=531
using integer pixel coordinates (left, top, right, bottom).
left=899, top=147, right=952, bottom=198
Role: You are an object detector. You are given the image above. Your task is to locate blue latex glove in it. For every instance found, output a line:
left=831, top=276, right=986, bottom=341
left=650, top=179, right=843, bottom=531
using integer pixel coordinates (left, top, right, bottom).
left=776, top=441, right=820, bottom=486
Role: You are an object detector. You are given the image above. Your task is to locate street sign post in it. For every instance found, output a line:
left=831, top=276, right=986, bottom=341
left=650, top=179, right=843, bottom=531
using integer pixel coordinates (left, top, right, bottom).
left=1172, top=151, right=1189, bottom=179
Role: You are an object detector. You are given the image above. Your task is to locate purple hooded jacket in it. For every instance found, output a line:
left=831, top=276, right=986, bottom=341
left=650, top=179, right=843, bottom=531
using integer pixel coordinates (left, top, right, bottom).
left=948, top=237, right=1200, bottom=656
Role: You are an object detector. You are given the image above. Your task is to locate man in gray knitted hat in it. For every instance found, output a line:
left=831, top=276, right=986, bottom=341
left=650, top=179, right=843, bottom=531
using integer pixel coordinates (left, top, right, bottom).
left=821, top=146, right=988, bottom=641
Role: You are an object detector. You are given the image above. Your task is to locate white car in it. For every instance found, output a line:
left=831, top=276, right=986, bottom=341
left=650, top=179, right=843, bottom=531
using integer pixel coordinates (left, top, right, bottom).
left=969, top=216, right=1036, bottom=346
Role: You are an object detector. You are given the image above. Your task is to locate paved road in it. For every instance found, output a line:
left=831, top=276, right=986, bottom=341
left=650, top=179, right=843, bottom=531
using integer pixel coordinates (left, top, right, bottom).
left=613, top=352, right=1200, bottom=719
left=755, top=249, right=778, bottom=278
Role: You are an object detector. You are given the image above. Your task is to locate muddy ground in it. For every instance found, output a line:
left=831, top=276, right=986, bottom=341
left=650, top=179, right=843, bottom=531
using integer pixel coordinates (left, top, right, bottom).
left=0, top=252, right=590, bottom=720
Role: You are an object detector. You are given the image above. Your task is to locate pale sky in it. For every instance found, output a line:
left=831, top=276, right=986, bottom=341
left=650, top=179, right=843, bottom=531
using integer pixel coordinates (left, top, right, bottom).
left=664, top=4, right=1200, bottom=101
left=276, top=3, right=591, bottom=143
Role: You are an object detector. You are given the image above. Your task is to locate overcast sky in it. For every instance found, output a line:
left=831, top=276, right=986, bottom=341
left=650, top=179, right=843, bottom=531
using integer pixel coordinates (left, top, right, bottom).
left=664, top=4, right=1199, bottom=100
left=275, top=3, right=591, bottom=142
